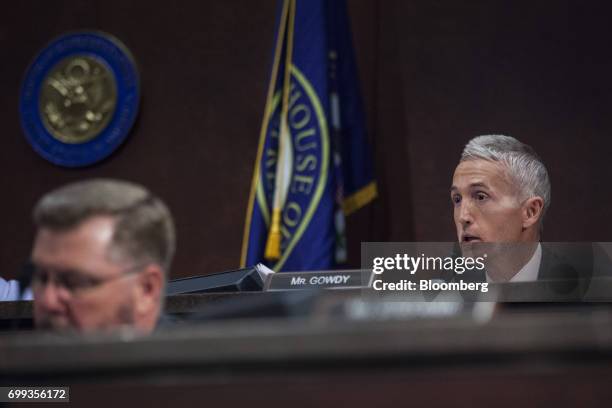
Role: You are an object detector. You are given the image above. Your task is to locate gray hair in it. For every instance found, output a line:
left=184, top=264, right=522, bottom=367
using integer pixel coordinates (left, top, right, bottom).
left=461, top=135, right=551, bottom=219
left=33, top=179, right=176, bottom=273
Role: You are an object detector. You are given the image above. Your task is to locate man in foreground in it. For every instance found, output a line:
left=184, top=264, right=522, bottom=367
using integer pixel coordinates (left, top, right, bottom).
left=30, top=179, right=175, bottom=334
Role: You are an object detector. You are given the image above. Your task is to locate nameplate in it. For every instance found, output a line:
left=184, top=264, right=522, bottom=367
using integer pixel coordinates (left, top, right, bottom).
left=266, top=271, right=367, bottom=291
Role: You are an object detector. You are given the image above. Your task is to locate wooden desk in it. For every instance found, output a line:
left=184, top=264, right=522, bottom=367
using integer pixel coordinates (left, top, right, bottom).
left=1, top=306, right=612, bottom=407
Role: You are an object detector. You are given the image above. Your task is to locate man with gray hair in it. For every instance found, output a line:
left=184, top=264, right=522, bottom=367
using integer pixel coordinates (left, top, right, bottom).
left=29, top=179, right=175, bottom=334
left=450, top=135, right=550, bottom=282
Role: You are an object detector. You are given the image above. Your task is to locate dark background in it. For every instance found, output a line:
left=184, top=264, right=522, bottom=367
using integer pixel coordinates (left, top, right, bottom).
left=1, top=0, right=611, bottom=279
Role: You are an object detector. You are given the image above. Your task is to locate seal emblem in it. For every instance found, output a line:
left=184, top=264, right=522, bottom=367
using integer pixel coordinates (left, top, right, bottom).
left=20, top=32, right=140, bottom=167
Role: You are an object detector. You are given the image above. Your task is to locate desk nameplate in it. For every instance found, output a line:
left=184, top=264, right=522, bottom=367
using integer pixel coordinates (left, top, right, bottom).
left=266, top=270, right=369, bottom=291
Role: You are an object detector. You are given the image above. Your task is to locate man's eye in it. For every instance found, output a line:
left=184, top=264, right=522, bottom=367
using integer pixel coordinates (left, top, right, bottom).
left=59, top=275, right=99, bottom=291
left=475, top=192, right=488, bottom=201
left=32, top=271, right=49, bottom=285
left=451, top=195, right=461, bottom=204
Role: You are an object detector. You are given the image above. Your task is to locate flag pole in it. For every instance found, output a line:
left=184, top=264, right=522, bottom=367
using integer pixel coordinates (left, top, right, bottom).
left=240, top=0, right=291, bottom=266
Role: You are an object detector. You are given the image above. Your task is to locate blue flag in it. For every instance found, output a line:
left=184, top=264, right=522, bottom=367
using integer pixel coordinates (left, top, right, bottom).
left=240, top=0, right=377, bottom=272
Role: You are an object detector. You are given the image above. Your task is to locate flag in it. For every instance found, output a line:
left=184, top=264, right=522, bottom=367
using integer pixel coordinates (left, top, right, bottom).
left=240, top=0, right=377, bottom=272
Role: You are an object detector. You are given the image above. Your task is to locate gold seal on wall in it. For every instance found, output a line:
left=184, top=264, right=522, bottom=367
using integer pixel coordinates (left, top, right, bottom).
left=39, top=55, right=117, bottom=144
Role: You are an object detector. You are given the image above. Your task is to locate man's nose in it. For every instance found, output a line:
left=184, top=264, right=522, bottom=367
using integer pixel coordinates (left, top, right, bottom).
left=458, top=200, right=474, bottom=225
left=36, top=281, right=68, bottom=312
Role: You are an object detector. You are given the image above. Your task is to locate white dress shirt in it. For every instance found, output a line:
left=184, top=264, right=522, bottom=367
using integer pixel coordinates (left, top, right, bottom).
left=486, top=243, right=542, bottom=283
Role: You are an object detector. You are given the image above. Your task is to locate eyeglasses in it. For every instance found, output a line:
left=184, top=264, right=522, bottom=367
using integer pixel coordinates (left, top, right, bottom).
left=29, top=262, right=145, bottom=296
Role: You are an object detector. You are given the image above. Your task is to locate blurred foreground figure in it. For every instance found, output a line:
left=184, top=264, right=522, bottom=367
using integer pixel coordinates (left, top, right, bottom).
left=30, top=179, right=175, bottom=334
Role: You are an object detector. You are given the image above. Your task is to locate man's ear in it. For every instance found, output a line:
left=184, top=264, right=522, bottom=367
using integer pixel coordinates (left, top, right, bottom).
left=134, top=264, right=163, bottom=315
left=522, top=196, right=544, bottom=230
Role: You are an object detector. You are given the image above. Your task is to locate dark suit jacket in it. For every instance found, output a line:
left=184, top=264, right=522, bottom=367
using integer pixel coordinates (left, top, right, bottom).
left=536, top=243, right=593, bottom=299
left=446, top=243, right=603, bottom=301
